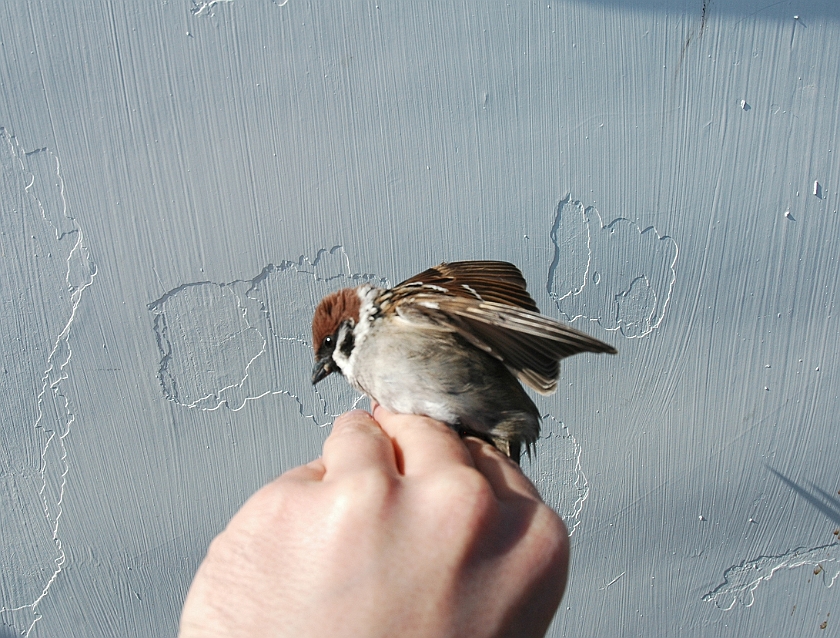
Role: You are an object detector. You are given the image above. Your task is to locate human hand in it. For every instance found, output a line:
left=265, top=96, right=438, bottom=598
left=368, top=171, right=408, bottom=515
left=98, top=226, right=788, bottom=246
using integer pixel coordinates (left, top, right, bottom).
left=179, top=406, right=569, bottom=638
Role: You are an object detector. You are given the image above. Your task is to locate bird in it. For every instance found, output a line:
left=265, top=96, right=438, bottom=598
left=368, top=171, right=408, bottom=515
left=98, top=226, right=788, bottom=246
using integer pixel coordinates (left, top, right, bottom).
left=311, top=260, right=616, bottom=463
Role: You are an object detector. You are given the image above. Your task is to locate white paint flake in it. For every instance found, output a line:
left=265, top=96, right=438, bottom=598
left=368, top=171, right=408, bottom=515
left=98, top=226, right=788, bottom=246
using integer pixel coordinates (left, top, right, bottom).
left=703, top=542, right=840, bottom=610
left=0, top=131, right=96, bottom=635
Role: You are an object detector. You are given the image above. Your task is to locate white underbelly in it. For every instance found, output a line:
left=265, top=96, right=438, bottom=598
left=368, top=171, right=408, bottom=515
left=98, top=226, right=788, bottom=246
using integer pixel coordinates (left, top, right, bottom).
left=351, top=323, right=462, bottom=421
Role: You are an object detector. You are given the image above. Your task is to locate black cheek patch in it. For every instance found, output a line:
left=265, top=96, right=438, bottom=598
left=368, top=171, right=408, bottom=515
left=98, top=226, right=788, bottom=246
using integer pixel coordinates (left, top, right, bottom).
left=339, top=331, right=355, bottom=358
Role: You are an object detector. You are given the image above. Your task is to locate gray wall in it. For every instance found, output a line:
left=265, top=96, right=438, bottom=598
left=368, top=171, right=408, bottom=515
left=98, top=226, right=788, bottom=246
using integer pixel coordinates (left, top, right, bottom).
left=1, top=1, right=839, bottom=636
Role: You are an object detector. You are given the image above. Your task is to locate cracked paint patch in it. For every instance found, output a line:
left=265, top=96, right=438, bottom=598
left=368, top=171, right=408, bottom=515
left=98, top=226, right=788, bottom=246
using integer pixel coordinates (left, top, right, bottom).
left=0, top=130, right=96, bottom=635
left=547, top=195, right=678, bottom=338
left=190, top=0, right=288, bottom=17
left=189, top=0, right=233, bottom=16
left=147, top=247, right=385, bottom=423
left=524, top=416, right=589, bottom=536
left=703, top=542, right=840, bottom=610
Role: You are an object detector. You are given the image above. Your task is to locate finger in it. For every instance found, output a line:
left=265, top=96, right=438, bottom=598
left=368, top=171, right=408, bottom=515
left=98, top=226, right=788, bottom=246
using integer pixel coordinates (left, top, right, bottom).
left=462, top=437, right=543, bottom=502
left=321, top=410, right=398, bottom=478
left=372, top=405, right=474, bottom=475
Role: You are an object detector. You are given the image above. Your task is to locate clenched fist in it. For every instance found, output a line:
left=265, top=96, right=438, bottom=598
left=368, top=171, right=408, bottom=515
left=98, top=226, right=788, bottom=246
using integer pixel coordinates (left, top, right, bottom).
left=179, top=406, right=569, bottom=638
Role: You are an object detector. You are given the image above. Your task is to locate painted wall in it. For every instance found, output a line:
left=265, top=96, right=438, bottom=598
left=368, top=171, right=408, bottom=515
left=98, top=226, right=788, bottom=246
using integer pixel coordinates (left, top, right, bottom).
left=1, top=0, right=838, bottom=635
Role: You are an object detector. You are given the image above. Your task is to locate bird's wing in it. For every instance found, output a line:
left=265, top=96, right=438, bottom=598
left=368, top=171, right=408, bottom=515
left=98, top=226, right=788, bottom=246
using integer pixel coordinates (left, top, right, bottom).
left=395, top=293, right=617, bottom=395
left=394, top=261, right=539, bottom=312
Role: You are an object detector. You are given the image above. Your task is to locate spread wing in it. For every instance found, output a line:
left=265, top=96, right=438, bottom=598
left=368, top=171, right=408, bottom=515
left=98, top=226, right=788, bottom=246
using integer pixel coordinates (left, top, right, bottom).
left=395, top=261, right=539, bottom=312
left=391, top=261, right=616, bottom=395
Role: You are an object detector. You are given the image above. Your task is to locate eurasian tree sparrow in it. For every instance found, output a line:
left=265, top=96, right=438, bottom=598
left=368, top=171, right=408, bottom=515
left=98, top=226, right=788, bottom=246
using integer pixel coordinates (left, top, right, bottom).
left=311, top=261, right=616, bottom=463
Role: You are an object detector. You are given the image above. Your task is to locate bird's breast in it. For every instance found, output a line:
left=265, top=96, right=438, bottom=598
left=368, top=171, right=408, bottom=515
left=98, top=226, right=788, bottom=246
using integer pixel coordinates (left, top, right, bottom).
left=348, top=319, right=539, bottom=440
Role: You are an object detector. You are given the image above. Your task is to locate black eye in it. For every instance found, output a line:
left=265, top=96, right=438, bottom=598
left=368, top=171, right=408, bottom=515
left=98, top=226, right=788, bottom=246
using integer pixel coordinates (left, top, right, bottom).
left=322, top=336, right=334, bottom=349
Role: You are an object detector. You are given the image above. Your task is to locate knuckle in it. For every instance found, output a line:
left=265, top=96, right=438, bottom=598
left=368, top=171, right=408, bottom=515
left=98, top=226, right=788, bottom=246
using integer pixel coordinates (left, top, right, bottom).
left=527, top=504, right=569, bottom=556
left=435, top=467, right=497, bottom=521
left=341, top=468, right=398, bottom=506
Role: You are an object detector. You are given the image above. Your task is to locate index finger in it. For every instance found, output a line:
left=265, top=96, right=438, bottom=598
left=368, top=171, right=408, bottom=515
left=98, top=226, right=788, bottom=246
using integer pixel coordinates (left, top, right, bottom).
left=321, top=410, right=399, bottom=479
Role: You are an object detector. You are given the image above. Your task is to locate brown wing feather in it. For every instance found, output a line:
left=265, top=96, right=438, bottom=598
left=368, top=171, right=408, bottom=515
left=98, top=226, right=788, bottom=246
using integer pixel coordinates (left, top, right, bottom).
left=395, top=293, right=616, bottom=395
left=395, top=261, right=539, bottom=312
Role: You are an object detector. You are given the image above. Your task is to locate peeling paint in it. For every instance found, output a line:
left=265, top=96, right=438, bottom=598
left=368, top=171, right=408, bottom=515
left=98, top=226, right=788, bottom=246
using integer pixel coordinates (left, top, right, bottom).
left=703, top=542, right=840, bottom=610
left=0, top=131, right=95, bottom=636
left=147, top=247, right=386, bottom=422
left=190, top=0, right=288, bottom=17
left=547, top=195, right=678, bottom=338
left=525, top=416, right=590, bottom=535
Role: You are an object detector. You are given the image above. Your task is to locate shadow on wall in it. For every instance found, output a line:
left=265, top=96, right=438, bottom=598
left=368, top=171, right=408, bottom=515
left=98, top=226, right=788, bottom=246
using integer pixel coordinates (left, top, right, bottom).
left=767, top=467, right=840, bottom=526
left=576, top=0, right=839, bottom=19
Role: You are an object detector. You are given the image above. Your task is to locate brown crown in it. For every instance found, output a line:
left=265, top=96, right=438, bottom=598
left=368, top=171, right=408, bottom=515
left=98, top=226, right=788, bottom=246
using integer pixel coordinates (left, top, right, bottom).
left=312, top=288, right=361, bottom=357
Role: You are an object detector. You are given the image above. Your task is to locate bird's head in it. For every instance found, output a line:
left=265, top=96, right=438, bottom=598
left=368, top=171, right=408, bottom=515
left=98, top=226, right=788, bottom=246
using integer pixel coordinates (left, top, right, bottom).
left=311, top=287, right=361, bottom=384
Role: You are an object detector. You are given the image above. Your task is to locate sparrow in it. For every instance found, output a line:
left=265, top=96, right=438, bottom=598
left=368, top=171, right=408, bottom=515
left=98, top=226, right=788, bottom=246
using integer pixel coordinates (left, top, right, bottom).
left=311, top=260, right=616, bottom=463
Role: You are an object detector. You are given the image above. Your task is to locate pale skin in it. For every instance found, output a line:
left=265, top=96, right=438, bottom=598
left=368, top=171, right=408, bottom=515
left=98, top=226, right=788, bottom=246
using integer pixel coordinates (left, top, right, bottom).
left=179, top=405, right=570, bottom=638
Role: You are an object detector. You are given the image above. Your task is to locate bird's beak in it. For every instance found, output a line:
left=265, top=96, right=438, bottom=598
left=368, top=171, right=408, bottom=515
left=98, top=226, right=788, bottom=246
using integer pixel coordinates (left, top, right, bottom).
left=312, top=356, right=336, bottom=385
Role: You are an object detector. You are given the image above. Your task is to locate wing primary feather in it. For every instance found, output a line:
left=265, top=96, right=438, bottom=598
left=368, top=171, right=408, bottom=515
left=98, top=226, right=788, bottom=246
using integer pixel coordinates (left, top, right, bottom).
left=395, top=292, right=616, bottom=394
left=458, top=302, right=617, bottom=355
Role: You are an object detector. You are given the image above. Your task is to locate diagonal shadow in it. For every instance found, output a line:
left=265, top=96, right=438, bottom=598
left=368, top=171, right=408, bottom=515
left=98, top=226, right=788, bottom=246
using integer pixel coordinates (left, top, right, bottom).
left=767, top=467, right=840, bottom=526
